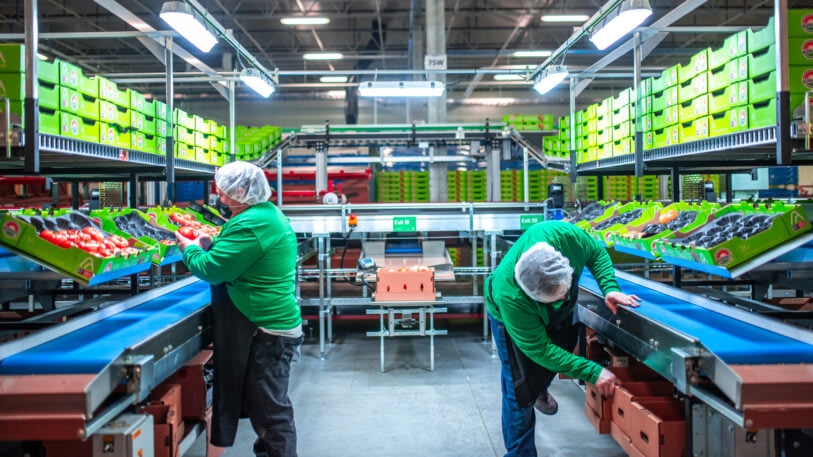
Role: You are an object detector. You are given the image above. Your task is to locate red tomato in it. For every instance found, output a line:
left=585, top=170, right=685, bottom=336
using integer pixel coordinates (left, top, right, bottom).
left=178, top=226, right=199, bottom=240
left=40, top=230, right=55, bottom=242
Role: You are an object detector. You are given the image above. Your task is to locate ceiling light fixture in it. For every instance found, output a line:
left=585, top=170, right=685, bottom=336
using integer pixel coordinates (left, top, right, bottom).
left=281, top=17, right=330, bottom=25
left=160, top=1, right=218, bottom=53
left=589, top=0, right=653, bottom=50
left=493, top=74, right=526, bottom=81
left=240, top=68, right=276, bottom=98
left=533, top=65, right=568, bottom=94
left=303, top=52, right=343, bottom=60
left=358, top=81, right=445, bottom=97
left=541, top=14, right=590, bottom=22
left=320, top=76, right=349, bottom=83
left=512, top=50, right=552, bottom=58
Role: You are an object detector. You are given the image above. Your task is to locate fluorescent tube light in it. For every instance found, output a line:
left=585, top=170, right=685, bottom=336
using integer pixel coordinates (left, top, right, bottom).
left=160, top=1, right=218, bottom=53
left=358, top=81, right=445, bottom=97
left=303, top=52, right=343, bottom=60
left=37, top=53, right=48, bottom=61
left=281, top=17, right=330, bottom=25
left=320, top=76, right=349, bottom=83
left=589, top=0, right=653, bottom=50
left=240, top=68, right=276, bottom=98
left=493, top=74, right=526, bottom=81
left=533, top=65, right=568, bottom=94
left=541, top=14, right=590, bottom=22
left=512, top=50, right=552, bottom=58
left=326, top=90, right=346, bottom=98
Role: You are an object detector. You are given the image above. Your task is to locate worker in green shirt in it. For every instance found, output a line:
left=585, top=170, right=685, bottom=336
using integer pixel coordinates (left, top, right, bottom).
left=485, top=220, right=639, bottom=457
left=177, top=161, right=303, bottom=457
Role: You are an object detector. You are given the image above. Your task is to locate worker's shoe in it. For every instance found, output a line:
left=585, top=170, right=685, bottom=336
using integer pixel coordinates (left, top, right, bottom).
left=534, top=392, right=559, bottom=415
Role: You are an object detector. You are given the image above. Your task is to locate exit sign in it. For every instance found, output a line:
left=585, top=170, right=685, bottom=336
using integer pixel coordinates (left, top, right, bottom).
left=520, top=214, right=543, bottom=229
left=393, top=216, right=417, bottom=232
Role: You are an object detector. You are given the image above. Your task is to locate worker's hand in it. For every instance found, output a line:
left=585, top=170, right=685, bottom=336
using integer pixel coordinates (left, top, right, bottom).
left=595, top=368, right=622, bottom=397
left=604, top=291, right=641, bottom=315
left=174, top=231, right=201, bottom=253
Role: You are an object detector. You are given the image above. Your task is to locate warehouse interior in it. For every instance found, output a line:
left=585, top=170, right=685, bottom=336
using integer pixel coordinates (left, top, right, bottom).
left=1, top=0, right=813, bottom=456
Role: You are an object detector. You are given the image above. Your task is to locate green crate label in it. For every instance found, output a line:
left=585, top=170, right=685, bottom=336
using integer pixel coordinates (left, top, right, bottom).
left=714, top=248, right=732, bottom=266
left=393, top=216, right=416, bottom=231
left=2, top=220, right=22, bottom=239
left=790, top=210, right=810, bottom=232
left=520, top=214, right=543, bottom=229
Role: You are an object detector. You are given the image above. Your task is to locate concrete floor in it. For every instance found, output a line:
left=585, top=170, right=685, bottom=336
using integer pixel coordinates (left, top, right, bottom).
left=187, top=319, right=625, bottom=457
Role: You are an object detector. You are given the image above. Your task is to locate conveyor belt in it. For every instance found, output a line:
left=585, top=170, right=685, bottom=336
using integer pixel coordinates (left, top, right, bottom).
left=579, top=271, right=813, bottom=365
left=0, top=277, right=213, bottom=441
left=0, top=279, right=210, bottom=375
left=577, top=270, right=813, bottom=429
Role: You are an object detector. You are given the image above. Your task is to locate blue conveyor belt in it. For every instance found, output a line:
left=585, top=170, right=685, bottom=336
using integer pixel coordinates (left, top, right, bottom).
left=580, top=272, right=813, bottom=365
left=0, top=280, right=211, bottom=375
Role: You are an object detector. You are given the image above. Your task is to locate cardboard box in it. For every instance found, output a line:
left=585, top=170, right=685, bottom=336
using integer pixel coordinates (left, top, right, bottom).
left=708, top=56, right=747, bottom=93
left=708, top=30, right=747, bottom=69
left=678, top=95, right=709, bottom=124
left=747, top=17, right=775, bottom=53
left=627, top=399, right=686, bottom=457
left=748, top=44, right=776, bottom=79
left=710, top=106, right=749, bottom=137
left=165, top=349, right=214, bottom=420
left=651, top=86, right=679, bottom=112
left=787, top=10, right=813, bottom=38
left=677, top=72, right=708, bottom=104
left=584, top=401, right=611, bottom=434
left=610, top=422, right=647, bottom=457
left=375, top=267, right=436, bottom=301
left=678, top=116, right=710, bottom=143
left=678, top=48, right=709, bottom=83
left=788, top=37, right=813, bottom=65
left=709, top=81, right=748, bottom=114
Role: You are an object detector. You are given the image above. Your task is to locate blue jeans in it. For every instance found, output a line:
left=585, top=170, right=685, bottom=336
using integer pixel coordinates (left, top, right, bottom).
left=245, top=331, right=304, bottom=457
left=490, top=314, right=537, bottom=457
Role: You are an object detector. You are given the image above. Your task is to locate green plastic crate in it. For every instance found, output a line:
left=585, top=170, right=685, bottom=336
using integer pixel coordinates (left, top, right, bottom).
left=597, top=97, right=612, bottom=117
left=708, top=56, right=747, bottom=93
left=95, top=76, right=129, bottom=109
left=709, top=31, right=748, bottom=69
left=99, top=122, right=131, bottom=149
left=652, top=125, right=680, bottom=149
left=611, top=104, right=634, bottom=125
left=99, top=100, right=130, bottom=128
left=709, top=81, right=749, bottom=114
left=788, top=65, right=813, bottom=94
left=651, top=86, right=679, bottom=112
left=195, top=115, right=211, bottom=134
left=130, top=110, right=155, bottom=135
left=787, top=10, right=813, bottom=38
left=612, top=121, right=633, bottom=141
left=749, top=98, right=776, bottom=128
left=652, top=64, right=680, bottom=92
left=60, top=112, right=99, bottom=143
left=596, top=128, right=611, bottom=145
left=130, top=131, right=157, bottom=154
left=154, top=100, right=168, bottom=120
left=37, top=59, right=59, bottom=85
left=747, top=44, right=776, bottom=79
left=678, top=72, right=708, bottom=104
left=678, top=95, right=709, bottom=124
left=788, top=38, right=813, bottom=65
left=639, top=78, right=653, bottom=98
left=59, top=61, right=98, bottom=98
left=596, top=113, right=611, bottom=131
left=612, top=137, right=633, bottom=156
left=59, top=86, right=99, bottom=120
left=747, top=17, right=775, bottom=53
left=612, top=88, right=631, bottom=111
left=156, top=119, right=168, bottom=137
left=0, top=44, right=24, bottom=72
left=678, top=116, right=710, bottom=143
left=173, top=108, right=195, bottom=130
left=651, top=106, right=679, bottom=130
left=710, top=106, right=749, bottom=137
left=678, top=49, right=709, bottom=83
left=39, top=108, right=59, bottom=135
left=748, top=71, right=776, bottom=105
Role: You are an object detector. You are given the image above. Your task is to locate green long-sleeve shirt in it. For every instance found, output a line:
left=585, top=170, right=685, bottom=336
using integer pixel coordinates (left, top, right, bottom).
left=182, top=201, right=301, bottom=331
left=486, top=220, right=620, bottom=384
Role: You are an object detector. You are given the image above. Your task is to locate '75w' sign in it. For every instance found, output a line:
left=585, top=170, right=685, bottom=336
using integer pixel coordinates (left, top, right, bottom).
left=424, top=55, right=447, bottom=70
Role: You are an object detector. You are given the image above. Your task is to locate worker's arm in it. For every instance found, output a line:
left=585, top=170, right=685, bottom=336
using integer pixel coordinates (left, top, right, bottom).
left=182, top=223, right=263, bottom=285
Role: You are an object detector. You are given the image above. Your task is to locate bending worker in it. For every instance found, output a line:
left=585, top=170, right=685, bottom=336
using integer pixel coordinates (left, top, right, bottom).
left=176, top=161, right=303, bottom=457
left=486, top=220, right=640, bottom=457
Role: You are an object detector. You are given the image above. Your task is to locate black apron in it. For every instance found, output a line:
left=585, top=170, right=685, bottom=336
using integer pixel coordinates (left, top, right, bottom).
left=209, top=283, right=257, bottom=447
left=490, top=279, right=580, bottom=408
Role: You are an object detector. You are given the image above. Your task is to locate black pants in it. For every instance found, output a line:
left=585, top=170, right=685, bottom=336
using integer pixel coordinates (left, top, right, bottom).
left=246, top=331, right=304, bottom=457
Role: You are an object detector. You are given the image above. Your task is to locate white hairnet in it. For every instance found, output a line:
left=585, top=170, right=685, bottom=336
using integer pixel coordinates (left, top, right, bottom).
left=514, top=242, right=574, bottom=303
left=215, top=161, right=272, bottom=205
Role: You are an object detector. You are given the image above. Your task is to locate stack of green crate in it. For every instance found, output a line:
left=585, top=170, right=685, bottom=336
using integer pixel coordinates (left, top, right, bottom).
left=376, top=171, right=403, bottom=202
left=602, top=176, right=633, bottom=201
left=233, top=125, right=282, bottom=161
left=557, top=115, right=572, bottom=160
left=542, top=135, right=564, bottom=159
left=407, top=171, right=429, bottom=202
left=95, top=75, right=133, bottom=150
left=499, top=170, right=543, bottom=201
left=676, top=48, right=710, bottom=144
left=634, top=176, right=661, bottom=201
left=447, top=170, right=466, bottom=202
left=788, top=10, right=813, bottom=116
left=467, top=170, right=487, bottom=201
left=126, top=89, right=163, bottom=154
left=747, top=17, right=778, bottom=130
left=576, top=176, right=599, bottom=201
left=644, top=64, right=680, bottom=150
left=707, top=28, right=749, bottom=137
left=476, top=247, right=485, bottom=267
left=576, top=103, right=601, bottom=162
left=447, top=247, right=461, bottom=266
left=610, top=89, right=635, bottom=157
left=0, top=44, right=60, bottom=137
left=503, top=113, right=555, bottom=131
left=172, top=107, right=196, bottom=161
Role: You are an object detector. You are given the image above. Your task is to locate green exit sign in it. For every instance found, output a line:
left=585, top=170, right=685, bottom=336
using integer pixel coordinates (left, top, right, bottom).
left=520, top=214, right=544, bottom=230
left=393, top=216, right=417, bottom=232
